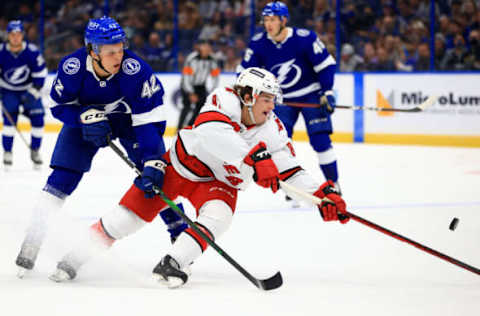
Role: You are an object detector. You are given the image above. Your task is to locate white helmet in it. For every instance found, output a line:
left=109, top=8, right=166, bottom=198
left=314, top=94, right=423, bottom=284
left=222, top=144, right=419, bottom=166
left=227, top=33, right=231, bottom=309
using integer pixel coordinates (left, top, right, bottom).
left=236, top=67, right=282, bottom=106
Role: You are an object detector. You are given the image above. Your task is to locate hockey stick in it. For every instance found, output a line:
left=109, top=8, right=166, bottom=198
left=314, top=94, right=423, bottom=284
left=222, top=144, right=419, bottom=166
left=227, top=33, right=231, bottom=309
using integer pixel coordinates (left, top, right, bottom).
left=279, top=180, right=480, bottom=277
left=108, top=140, right=283, bottom=290
left=284, top=95, right=438, bottom=113
left=0, top=101, right=31, bottom=149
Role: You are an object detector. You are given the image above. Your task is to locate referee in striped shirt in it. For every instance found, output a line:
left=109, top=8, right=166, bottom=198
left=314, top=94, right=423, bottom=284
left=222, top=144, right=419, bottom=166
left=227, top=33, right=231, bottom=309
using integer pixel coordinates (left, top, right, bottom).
left=178, top=39, right=220, bottom=130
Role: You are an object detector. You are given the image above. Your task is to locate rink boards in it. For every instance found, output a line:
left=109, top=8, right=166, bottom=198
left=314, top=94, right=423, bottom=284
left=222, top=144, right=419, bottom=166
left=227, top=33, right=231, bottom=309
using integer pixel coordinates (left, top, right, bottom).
left=2, top=72, right=480, bottom=147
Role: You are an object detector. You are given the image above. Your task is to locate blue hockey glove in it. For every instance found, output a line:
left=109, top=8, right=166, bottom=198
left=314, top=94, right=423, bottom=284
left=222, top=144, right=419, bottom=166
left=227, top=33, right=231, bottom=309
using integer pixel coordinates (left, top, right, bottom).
left=320, top=90, right=336, bottom=115
left=79, top=107, right=111, bottom=147
left=135, top=157, right=167, bottom=199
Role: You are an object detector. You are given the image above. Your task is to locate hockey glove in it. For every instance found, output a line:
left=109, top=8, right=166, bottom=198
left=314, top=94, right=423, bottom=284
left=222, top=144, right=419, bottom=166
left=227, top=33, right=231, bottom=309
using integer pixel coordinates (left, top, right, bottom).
left=320, top=90, right=336, bottom=115
left=314, top=180, right=349, bottom=224
left=135, top=157, right=167, bottom=199
left=243, top=142, right=280, bottom=193
left=79, top=107, right=112, bottom=147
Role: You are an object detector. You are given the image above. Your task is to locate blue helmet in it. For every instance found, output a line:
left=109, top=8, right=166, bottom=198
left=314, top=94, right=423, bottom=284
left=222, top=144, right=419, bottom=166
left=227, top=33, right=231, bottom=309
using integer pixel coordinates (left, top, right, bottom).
left=84, top=16, right=127, bottom=54
left=262, top=1, right=289, bottom=20
left=7, top=20, right=24, bottom=33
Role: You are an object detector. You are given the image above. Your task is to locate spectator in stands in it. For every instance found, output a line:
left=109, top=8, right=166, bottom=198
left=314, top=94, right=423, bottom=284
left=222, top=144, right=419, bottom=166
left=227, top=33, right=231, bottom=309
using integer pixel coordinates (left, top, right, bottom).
left=376, top=46, right=396, bottom=71
left=359, top=42, right=378, bottom=71
left=467, top=29, right=480, bottom=69
left=441, top=34, right=469, bottom=70
left=434, top=33, right=448, bottom=69
left=131, top=33, right=147, bottom=60
left=415, top=42, right=431, bottom=71
left=222, top=46, right=241, bottom=72
left=144, top=32, right=165, bottom=71
left=339, top=43, right=364, bottom=72
left=198, top=15, right=221, bottom=42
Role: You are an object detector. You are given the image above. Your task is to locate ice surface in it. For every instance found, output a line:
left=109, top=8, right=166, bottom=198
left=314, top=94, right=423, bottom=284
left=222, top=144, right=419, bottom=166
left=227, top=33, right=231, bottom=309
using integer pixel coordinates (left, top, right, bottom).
left=1, top=134, right=479, bottom=316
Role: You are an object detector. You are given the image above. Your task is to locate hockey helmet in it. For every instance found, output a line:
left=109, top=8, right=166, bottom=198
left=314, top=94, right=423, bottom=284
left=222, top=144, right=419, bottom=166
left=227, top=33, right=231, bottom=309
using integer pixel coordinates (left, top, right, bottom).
left=7, top=20, right=24, bottom=33
left=236, top=67, right=282, bottom=106
left=84, top=16, right=127, bottom=54
left=262, top=1, right=289, bottom=20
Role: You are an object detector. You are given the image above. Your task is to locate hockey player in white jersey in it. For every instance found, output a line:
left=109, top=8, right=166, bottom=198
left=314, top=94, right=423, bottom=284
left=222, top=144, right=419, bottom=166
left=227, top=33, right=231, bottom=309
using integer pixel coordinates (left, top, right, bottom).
left=49, top=67, right=348, bottom=287
left=238, top=1, right=341, bottom=201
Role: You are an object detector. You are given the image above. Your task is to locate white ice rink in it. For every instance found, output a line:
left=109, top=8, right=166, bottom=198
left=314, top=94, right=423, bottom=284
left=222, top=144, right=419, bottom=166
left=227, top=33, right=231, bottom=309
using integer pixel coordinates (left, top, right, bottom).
left=1, top=133, right=479, bottom=316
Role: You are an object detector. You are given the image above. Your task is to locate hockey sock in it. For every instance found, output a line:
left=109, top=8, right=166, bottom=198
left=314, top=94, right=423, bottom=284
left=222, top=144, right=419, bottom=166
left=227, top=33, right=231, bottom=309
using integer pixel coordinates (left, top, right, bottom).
left=2, top=135, right=14, bottom=152
left=320, top=161, right=338, bottom=182
left=30, top=114, right=44, bottom=150
left=159, top=203, right=188, bottom=241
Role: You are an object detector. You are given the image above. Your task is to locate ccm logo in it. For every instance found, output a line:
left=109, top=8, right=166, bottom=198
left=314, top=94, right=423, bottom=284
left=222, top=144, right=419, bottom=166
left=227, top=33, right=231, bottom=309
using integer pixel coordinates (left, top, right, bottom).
left=257, top=151, right=269, bottom=159
left=84, top=112, right=105, bottom=120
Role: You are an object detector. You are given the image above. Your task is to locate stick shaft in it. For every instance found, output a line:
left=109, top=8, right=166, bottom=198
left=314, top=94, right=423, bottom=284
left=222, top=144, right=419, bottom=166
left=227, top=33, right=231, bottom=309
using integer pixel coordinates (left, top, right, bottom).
left=279, top=180, right=480, bottom=276
left=284, top=102, right=420, bottom=112
left=0, top=102, right=31, bottom=149
left=347, top=211, right=480, bottom=275
left=108, top=140, right=282, bottom=290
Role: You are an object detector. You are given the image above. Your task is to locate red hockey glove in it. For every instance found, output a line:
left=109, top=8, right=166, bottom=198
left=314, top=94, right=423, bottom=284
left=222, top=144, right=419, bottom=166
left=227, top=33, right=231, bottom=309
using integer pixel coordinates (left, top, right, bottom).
left=314, top=180, right=349, bottom=224
left=243, top=142, right=279, bottom=193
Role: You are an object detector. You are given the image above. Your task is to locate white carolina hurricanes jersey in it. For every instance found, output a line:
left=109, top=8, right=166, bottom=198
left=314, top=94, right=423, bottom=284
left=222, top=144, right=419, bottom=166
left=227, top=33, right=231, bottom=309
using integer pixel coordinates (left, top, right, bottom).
left=169, top=86, right=321, bottom=193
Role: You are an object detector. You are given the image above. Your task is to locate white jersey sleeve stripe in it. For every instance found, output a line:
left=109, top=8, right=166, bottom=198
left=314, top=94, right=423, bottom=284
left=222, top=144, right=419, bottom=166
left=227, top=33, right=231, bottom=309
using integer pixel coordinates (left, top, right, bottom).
left=282, top=82, right=320, bottom=99
left=31, top=68, right=48, bottom=78
left=131, top=105, right=166, bottom=126
left=313, top=55, right=336, bottom=73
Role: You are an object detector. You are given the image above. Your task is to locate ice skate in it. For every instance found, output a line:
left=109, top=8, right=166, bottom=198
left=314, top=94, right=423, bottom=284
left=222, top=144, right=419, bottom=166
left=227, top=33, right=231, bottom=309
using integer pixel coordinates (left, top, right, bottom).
left=334, top=182, right=342, bottom=195
left=285, top=195, right=301, bottom=208
left=15, top=242, right=40, bottom=279
left=49, top=261, right=77, bottom=282
left=30, top=149, right=43, bottom=170
left=152, top=255, right=188, bottom=288
left=3, top=151, right=12, bottom=171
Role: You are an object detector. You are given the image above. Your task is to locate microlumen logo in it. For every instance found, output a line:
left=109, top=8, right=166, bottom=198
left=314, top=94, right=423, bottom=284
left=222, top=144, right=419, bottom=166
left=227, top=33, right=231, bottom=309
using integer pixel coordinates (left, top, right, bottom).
left=376, top=90, right=394, bottom=117
left=376, top=90, right=480, bottom=116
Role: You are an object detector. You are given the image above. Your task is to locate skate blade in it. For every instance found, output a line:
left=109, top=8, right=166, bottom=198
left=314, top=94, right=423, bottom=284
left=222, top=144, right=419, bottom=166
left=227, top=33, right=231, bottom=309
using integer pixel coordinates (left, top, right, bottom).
left=33, top=164, right=42, bottom=171
left=152, top=272, right=167, bottom=283
left=182, top=265, right=192, bottom=277
left=16, top=267, right=29, bottom=279
left=167, top=276, right=186, bottom=289
left=4, top=165, right=12, bottom=172
left=286, top=199, right=301, bottom=208
left=48, top=269, right=72, bottom=283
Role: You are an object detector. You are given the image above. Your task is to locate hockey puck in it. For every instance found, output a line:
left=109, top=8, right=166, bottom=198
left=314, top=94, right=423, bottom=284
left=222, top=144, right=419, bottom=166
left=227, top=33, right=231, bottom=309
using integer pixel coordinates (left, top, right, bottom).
left=449, top=218, right=459, bottom=231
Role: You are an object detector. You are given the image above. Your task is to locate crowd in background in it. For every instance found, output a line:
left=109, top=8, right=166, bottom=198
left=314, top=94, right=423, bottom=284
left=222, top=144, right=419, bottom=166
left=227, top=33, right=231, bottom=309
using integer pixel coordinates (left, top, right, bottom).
left=1, top=0, right=480, bottom=72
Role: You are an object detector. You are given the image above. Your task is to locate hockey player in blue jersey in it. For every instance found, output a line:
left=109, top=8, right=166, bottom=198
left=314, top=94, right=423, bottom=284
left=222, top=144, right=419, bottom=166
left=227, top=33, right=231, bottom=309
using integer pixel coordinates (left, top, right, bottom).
left=0, top=20, right=47, bottom=170
left=15, top=16, right=186, bottom=277
left=238, top=2, right=341, bottom=197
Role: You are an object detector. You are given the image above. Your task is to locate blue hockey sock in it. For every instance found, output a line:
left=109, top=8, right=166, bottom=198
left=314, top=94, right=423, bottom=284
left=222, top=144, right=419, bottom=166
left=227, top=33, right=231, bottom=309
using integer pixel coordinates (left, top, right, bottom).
left=320, top=161, right=338, bottom=182
left=2, top=135, right=14, bottom=152
left=159, top=203, right=188, bottom=241
left=31, top=136, right=42, bottom=150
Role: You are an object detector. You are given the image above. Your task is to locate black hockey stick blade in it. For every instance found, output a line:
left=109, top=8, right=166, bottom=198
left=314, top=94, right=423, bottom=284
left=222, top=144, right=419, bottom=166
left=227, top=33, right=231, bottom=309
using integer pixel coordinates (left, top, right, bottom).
left=108, top=140, right=283, bottom=290
left=257, top=271, right=283, bottom=290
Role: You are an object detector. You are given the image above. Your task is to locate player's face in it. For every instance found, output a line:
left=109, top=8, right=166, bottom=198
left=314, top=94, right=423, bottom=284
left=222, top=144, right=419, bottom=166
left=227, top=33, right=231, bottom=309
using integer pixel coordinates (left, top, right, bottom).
left=263, top=16, right=284, bottom=37
left=7, top=31, right=23, bottom=48
left=98, top=42, right=124, bottom=74
left=252, top=92, right=276, bottom=125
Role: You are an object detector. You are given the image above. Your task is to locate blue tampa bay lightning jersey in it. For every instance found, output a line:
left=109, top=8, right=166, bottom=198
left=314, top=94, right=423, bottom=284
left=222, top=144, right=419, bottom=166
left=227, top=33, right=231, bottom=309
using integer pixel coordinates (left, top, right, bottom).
left=238, top=28, right=336, bottom=102
left=50, top=48, right=167, bottom=158
left=0, top=42, right=47, bottom=91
